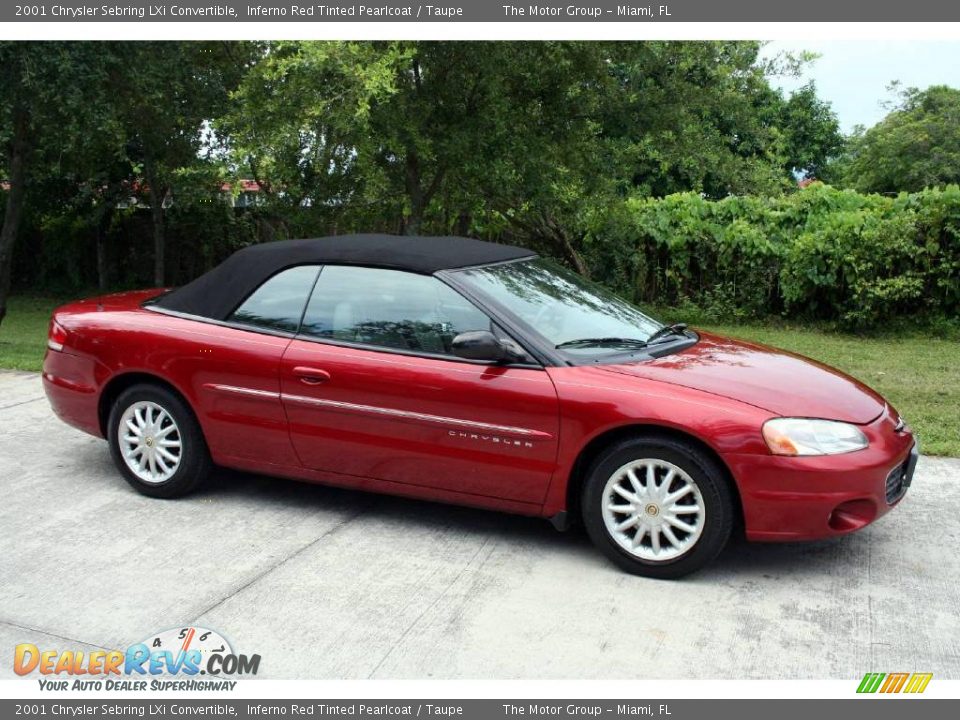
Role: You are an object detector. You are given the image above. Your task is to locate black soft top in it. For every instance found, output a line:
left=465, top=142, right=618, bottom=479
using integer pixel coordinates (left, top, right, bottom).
left=152, top=233, right=536, bottom=320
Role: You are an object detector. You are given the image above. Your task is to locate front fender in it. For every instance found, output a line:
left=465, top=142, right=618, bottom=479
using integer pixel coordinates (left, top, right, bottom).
left=542, top=365, right=773, bottom=517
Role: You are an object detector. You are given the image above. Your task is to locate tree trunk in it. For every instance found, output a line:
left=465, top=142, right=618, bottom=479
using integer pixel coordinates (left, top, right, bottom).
left=144, top=158, right=166, bottom=287
left=0, top=105, right=30, bottom=327
left=403, top=152, right=424, bottom=236
left=455, top=210, right=472, bottom=236
left=95, top=202, right=115, bottom=292
left=95, top=227, right=107, bottom=293
left=538, top=215, right=590, bottom=278
left=501, top=212, right=590, bottom=278
left=403, top=149, right=445, bottom=236
left=557, top=229, right=590, bottom=278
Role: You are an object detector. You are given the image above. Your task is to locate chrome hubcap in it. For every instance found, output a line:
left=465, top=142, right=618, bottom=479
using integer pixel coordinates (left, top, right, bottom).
left=601, top=458, right=706, bottom=562
left=119, top=401, right=182, bottom=484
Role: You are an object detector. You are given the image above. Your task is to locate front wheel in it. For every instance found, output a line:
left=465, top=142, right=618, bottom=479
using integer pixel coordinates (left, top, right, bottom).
left=107, top=383, right=212, bottom=498
left=582, top=435, right=734, bottom=579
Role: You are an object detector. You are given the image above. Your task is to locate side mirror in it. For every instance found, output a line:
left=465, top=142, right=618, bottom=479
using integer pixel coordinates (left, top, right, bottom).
left=451, top=330, right=510, bottom=362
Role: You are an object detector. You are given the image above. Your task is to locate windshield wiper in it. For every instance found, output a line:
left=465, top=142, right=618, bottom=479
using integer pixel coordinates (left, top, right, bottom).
left=555, top=337, right=649, bottom=349
left=645, top=322, right=689, bottom=345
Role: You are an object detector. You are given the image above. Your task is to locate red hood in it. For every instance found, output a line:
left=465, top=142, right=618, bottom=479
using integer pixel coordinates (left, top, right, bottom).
left=600, top=331, right=886, bottom=424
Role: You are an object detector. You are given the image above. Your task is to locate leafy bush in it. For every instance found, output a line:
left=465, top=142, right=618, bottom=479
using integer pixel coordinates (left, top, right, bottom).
left=12, top=182, right=959, bottom=331
left=586, top=184, right=960, bottom=328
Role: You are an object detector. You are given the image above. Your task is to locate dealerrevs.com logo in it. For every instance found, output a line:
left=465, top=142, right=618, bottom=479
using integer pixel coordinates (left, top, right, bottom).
left=13, top=626, right=259, bottom=691
left=857, top=672, right=933, bottom=694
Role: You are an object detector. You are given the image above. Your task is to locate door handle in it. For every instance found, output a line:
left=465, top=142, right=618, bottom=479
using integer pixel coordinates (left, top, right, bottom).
left=293, top=366, right=331, bottom=385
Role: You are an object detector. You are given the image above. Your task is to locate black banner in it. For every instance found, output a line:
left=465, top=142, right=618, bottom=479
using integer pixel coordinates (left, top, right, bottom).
left=1, top=700, right=957, bottom=719
left=5, top=1, right=960, bottom=23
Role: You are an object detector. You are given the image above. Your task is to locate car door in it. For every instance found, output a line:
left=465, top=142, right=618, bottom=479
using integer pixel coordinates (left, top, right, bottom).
left=279, top=265, right=560, bottom=506
left=189, top=264, right=320, bottom=467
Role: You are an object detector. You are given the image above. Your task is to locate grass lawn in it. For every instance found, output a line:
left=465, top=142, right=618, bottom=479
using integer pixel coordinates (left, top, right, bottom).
left=0, top=296, right=58, bottom=372
left=2, top=295, right=957, bottom=456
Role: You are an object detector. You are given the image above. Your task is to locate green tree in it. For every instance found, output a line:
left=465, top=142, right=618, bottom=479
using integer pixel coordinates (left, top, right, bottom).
left=602, top=42, right=785, bottom=198
left=221, top=41, right=617, bottom=268
left=372, top=41, right=612, bottom=259
left=832, top=85, right=960, bottom=193
left=106, top=41, right=249, bottom=285
left=221, top=41, right=832, bottom=272
left=778, top=82, right=844, bottom=180
left=0, top=42, right=111, bottom=325
left=481, top=43, right=835, bottom=271
left=1, top=41, right=843, bottom=311
left=221, top=41, right=409, bottom=229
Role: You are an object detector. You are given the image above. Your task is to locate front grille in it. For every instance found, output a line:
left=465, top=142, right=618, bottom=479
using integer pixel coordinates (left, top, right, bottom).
left=885, top=442, right=918, bottom=505
left=886, top=440, right=920, bottom=505
left=885, top=461, right=909, bottom=504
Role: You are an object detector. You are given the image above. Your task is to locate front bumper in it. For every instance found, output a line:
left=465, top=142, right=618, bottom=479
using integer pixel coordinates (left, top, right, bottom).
left=724, top=407, right=916, bottom=542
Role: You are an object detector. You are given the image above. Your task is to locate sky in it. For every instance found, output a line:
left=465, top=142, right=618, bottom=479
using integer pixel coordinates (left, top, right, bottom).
left=762, top=40, right=960, bottom=133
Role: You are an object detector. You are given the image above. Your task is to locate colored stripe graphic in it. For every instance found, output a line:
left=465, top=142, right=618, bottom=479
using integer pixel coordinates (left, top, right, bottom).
left=880, top=673, right=909, bottom=693
left=857, top=672, right=932, bottom=694
left=904, top=673, right=933, bottom=694
left=857, top=673, right=885, bottom=693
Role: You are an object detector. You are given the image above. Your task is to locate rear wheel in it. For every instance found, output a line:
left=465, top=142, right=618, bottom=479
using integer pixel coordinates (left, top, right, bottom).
left=107, top=383, right=211, bottom=498
left=582, top=435, right=734, bottom=579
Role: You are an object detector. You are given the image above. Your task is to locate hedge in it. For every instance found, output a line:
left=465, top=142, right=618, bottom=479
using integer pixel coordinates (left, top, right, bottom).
left=585, top=184, right=960, bottom=327
left=9, top=182, right=960, bottom=329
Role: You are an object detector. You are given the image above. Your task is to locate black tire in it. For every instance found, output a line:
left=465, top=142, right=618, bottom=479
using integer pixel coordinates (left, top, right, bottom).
left=581, top=434, right=734, bottom=579
left=107, top=383, right=212, bottom=498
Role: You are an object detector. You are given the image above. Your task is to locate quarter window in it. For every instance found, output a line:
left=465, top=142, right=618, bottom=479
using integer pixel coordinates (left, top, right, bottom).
left=300, top=266, right=493, bottom=356
left=228, top=265, right=320, bottom=333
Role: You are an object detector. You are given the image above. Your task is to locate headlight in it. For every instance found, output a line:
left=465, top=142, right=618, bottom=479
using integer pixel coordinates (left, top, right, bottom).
left=762, top=418, right=868, bottom=456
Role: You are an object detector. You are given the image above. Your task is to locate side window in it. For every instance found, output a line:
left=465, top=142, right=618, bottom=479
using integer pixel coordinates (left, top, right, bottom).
left=228, top=265, right=320, bottom=333
left=300, top=266, right=493, bottom=356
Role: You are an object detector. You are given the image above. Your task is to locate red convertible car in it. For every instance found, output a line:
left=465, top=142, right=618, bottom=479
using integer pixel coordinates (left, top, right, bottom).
left=43, top=234, right=917, bottom=578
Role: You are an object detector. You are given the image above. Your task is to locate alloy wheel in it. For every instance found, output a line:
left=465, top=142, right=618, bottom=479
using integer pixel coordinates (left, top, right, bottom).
left=601, top=458, right=706, bottom=562
left=118, top=400, right=183, bottom=484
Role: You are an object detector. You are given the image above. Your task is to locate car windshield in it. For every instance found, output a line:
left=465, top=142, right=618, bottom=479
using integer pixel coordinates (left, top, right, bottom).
left=455, top=257, right=665, bottom=356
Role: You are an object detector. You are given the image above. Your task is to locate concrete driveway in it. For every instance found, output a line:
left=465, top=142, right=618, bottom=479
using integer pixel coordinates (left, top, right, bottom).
left=1, top=370, right=958, bottom=679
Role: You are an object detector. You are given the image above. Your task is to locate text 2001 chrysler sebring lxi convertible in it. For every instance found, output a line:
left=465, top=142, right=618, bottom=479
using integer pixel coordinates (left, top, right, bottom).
left=43, top=235, right=917, bottom=578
